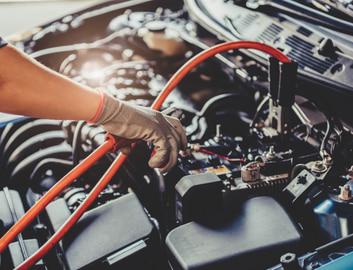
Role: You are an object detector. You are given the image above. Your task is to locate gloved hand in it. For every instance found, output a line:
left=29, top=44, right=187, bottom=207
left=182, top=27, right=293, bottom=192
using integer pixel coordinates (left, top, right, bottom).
left=94, top=93, right=187, bottom=173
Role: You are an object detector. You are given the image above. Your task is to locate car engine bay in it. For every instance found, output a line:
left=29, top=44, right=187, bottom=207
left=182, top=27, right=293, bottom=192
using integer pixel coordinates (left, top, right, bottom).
left=1, top=0, right=353, bottom=269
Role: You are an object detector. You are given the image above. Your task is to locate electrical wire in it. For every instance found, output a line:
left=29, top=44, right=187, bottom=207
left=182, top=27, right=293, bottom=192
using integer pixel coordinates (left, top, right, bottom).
left=320, top=116, right=332, bottom=158
left=0, top=139, right=116, bottom=254
left=151, top=41, right=290, bottom=110
left=319, top=105, right=344, bottom=159
left=197, top=147, right=245, bottom=163
left=5, top=41, right=290, bottom=270
left=250, top=94, right=270, bottom=128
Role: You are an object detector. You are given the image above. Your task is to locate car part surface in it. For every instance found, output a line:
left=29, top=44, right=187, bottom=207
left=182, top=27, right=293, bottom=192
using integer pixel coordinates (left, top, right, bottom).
left=1, top=0, right=353, bottom=269
left=167, top=196, right=302, bottom=270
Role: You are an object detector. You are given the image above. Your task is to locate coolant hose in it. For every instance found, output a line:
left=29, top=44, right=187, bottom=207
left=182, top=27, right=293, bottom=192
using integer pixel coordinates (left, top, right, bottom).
left=7, top=41, right=290, bottom=269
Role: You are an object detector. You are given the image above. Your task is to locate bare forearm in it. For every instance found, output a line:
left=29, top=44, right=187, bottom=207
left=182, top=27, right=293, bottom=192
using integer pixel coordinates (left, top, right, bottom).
left=0, top=44, right=99, bottom=121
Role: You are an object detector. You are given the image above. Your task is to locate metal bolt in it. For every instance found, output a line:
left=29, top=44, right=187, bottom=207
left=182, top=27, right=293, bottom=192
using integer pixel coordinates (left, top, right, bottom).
left=311, top=160, right=327, bottom=174
left=216, top=124, right=222, bottom=137
left=215, top=124, right=222, bottom=142
left=265, top=146, right=276, bottom=160
left=339, top=184, right=352, bottom=201
left=323, top=155, right=333, bottom=166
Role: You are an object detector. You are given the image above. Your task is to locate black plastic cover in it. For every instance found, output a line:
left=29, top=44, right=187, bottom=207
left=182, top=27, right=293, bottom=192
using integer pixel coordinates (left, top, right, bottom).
left=175, top=173, right=223, bottom=223
left=46, top=193, right=161, bottom=270
left=166, top=196, right=302, bottom=270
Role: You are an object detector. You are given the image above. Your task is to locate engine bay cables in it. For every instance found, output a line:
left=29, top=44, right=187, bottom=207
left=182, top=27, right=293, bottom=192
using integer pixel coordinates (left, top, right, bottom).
left=0, top=40, right=291, bottom=270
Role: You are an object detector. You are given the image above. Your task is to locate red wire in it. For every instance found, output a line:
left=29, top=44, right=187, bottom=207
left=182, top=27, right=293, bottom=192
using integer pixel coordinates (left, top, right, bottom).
left=0, top=138, right=115, bottom=253
left=17, top=153, right=129, bottom=269
left=14, top=41, right=290, bottom=269
left=151, top=41, right=290, bottom=109
left=198, top=147, right=244, bottom=163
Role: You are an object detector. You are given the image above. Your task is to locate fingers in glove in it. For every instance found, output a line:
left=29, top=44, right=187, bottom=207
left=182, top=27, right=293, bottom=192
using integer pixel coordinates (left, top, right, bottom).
left=165, top=116, right=188, bottom=150
left=159, top=137, right=179, bottom=173
left=112, top=136, right=135, bottom=155
left=148, top=147, right=170, bottom=169
left=120, top=145, right=132, bottom=155
left=147, top=131, right=172, bottom=168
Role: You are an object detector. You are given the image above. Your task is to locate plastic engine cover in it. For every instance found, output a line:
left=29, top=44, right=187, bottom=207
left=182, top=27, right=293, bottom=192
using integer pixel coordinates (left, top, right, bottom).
left=166, top=196, right=302, bottom=270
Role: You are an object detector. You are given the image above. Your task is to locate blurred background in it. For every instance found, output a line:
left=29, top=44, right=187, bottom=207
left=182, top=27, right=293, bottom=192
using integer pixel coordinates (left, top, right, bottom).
left=0, top=0, right=100, bottom=36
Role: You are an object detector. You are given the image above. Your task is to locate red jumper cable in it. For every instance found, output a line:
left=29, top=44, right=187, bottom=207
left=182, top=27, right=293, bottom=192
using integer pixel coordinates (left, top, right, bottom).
left=0, top=41, right=290, bottom=269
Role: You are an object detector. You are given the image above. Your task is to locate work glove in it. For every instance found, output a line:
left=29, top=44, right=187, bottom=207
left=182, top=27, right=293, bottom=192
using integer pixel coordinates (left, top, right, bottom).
left=94, top=93, right=187, bottom=173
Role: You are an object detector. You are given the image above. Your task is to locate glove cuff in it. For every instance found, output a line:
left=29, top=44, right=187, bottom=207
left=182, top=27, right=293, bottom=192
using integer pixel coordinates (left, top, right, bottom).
left=87, top=88, right=105, bottom=123
left=92, top=92, right=124, bottom=126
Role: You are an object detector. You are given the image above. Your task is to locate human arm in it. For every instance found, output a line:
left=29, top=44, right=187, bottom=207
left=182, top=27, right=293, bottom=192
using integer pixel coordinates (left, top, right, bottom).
left=0, top=42, right=187, bottom=172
